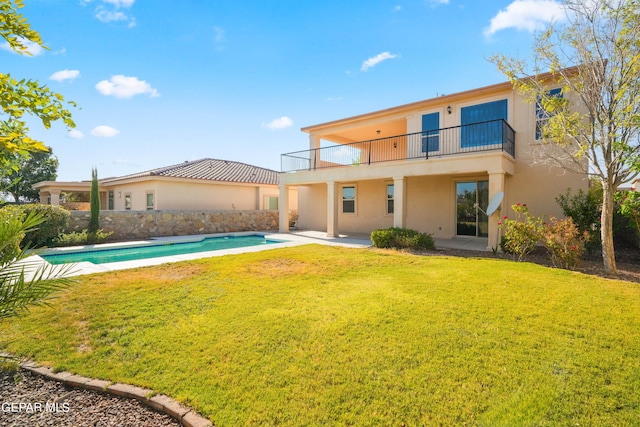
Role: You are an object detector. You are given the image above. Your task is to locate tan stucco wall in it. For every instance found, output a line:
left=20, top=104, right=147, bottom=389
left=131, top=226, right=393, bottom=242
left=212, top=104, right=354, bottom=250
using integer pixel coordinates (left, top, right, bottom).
left=106, top=180, right=261, bottom=211
left=404, top=175, right=455, bottom=238
left=297, top=184, right=327, bottom=231
left=102, top=180, right=297, bottom=212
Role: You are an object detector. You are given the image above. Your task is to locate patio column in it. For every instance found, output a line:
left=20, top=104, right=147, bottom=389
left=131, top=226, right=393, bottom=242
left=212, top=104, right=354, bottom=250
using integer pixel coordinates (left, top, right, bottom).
left=49, top=189, right=61, bottom=206
left=278, top=183, right=290, bottom=233
left=393, top=176, right=406, bottom=228
left=309, top=134, right=320, bottom=170
left=39, top=191, right=48, bottom=204
left=327, top=181, right=339, bottom=237
left=488, top=172, right=505, bottom=251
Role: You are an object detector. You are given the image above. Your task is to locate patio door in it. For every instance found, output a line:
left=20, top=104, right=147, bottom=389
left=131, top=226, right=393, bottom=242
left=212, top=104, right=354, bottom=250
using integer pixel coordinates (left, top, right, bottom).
left=456, top=181, right=488, bottom=237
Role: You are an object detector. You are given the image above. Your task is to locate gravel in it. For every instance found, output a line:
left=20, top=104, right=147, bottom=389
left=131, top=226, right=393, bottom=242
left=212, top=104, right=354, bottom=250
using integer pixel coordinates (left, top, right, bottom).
left=0, top=368, right=181, bottom=427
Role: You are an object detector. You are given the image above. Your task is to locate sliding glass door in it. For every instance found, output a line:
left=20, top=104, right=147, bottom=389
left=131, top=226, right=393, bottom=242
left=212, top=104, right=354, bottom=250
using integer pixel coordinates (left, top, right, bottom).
left=456, top=181, right=489, bottom=237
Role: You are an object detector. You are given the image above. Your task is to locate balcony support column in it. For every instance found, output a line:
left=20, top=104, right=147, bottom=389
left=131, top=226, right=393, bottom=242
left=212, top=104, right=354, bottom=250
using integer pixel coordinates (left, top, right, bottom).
left=278, top=183, right=290, bottom=233
left=309, top=134, right=321, bottom=170
left=327, top=181, right=339, bottom=237
left=393, top=176, right=406, bottom=228
left=488, top=172, right=505, bottom=251
left=49, top=189, right=61, bottom=206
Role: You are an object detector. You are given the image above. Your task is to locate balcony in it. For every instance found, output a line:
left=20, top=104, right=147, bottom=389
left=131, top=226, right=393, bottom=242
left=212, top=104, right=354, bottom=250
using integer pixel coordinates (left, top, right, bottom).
left=281, top=119, right=515, bottom=173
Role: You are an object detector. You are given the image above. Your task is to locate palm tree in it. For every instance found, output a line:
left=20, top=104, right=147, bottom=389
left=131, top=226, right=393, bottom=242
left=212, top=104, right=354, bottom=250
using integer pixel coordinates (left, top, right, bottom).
left=0, top=209, right=75, bottom=321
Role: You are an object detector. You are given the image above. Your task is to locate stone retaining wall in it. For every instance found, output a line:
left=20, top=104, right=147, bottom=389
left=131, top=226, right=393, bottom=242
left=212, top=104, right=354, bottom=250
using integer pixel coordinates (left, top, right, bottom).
left=67, top=210, right=279, bottom=241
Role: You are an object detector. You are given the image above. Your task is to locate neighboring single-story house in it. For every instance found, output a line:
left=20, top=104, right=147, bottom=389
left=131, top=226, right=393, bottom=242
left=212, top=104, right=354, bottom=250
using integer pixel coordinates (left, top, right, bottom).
left=278, top=73, right=588, bottom=249
left=35, top=158, right=298, bottom=212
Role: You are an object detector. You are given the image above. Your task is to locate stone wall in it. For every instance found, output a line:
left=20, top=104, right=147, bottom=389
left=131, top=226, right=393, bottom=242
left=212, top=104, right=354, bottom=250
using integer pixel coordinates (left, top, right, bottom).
left=67, top=210, right=280, bottom=241
left=61, top=202, right=90, bottom=211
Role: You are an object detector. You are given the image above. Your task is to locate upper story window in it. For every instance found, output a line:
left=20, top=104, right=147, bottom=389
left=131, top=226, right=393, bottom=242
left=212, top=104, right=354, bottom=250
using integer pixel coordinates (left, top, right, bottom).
left=342, top=185, right=356, bottom=214
left=536, top=88, right=563, bottom=140
left=460, top=99, right=507, bottom=148
left=421, top=112, right=440, bottom=153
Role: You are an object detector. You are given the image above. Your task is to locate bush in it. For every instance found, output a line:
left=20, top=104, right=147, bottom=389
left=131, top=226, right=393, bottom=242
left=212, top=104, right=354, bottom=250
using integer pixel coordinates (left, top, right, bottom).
left=556, top=187, right=601, bottom=253
left=53, top=229, right=112, bottom=247
left=1, top=204, right=70, bottom=248
left=0, top=208, right=26, bottom=264
left=543, top=217, right=589, bottom=270
left=615, top=190, right=640, bottom=249
left=498, top=203, right=545, bottom=261
left=371, top=227, right=435, bottom=251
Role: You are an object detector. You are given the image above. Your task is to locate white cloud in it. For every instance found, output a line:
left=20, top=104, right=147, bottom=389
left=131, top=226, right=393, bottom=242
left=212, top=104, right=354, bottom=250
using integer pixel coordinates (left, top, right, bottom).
left=68, top=129, right=85, bottom=139
left=91, top=125, right=120, bottom=137
left=263, top=116, right=293, bottom=130
left=95, top=75, right=159, bottom=98
left=0, top=38, right=45, bottom=56
left=94, top=0, right=135, bottom=26
left=213, top=26, right=225, bottom=43
left=102, top=0, right=135, bottom=7
left=428, top=0, right=449, bottom=5
left=484, top=0, right=566, bottom=37
left=50, top=69, right=80, bottom=82
left=96, top=8, right=128, bottom=23
left=361, top=52, right=399, bottom=72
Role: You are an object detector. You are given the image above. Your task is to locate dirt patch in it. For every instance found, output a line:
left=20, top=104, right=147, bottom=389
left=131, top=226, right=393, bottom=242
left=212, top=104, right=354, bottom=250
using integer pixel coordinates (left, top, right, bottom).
left=418, top=245, right=640, bottom=284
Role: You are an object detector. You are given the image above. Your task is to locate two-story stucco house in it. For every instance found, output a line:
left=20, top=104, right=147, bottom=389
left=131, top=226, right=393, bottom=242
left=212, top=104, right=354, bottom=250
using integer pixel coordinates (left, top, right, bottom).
left=278, top=75, right=588, bottom=250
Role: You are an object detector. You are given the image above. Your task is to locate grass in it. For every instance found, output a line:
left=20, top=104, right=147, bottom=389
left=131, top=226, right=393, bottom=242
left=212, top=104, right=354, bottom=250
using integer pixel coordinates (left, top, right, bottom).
left=2, top=244, right=640, bottom=426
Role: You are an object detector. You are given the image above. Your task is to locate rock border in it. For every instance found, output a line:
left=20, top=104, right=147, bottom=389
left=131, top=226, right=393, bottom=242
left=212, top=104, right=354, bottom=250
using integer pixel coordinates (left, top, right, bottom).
left=15, top=359, right=213, bottom=427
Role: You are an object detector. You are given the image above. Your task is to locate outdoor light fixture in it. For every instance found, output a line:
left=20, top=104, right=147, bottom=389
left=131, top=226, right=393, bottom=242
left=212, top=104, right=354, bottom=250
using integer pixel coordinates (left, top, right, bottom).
left=393, top=142, right=397, bottom=148
left=376, top=130, right=381, bottom=134
left=447, top=105, right=452, bottom=114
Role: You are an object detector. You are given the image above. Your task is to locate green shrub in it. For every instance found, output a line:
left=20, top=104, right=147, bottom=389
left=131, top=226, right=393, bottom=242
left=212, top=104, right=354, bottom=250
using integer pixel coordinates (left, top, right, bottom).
left=556, top=187, right=601, bottom=253
left=371, top=227, right=435, bottom=251
left=53, top=229, right=112, bottom=247
left=615, top=190, right=640, bottom=249
left=1, top=204, right=70, bottom=248
left=498, top=203, right=545, bottom=261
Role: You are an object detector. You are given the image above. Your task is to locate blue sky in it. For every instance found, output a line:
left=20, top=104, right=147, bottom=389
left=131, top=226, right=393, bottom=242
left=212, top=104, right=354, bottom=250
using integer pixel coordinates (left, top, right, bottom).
left=3, top=0, right=566, bottom=181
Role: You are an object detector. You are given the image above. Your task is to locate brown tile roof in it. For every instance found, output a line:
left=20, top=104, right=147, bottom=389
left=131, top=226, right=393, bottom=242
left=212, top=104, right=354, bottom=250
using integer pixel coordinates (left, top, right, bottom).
left=103, top=158, right=279, bottom=185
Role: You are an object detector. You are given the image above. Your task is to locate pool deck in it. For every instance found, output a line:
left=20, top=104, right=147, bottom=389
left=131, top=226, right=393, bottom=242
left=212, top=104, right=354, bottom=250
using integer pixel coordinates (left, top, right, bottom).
left=26, top=230, right=489, bottom=278
left=30, top=231, right=373, bottom=277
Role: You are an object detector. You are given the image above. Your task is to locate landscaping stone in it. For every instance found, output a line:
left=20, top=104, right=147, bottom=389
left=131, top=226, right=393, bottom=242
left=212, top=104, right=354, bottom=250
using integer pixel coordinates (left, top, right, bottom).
left=107, top=383, right=154, bottom=401
left=149, top=394, right=191, bottom=419
left=182, top=410, right=214, bottom=427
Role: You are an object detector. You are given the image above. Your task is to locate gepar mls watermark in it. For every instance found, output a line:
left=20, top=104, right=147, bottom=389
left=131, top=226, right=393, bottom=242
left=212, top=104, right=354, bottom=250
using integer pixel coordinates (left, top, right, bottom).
left=2, top=401, right=70, bottom=413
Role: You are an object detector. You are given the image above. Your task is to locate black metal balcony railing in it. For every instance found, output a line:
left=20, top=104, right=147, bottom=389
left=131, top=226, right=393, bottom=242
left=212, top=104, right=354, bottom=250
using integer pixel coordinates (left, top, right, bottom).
left=281, top=119, right=515, bottom=173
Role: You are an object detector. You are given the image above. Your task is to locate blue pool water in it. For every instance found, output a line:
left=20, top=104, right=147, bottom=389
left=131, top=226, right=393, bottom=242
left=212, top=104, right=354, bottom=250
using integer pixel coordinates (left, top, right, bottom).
left=42, top=235, right=283, bottom=265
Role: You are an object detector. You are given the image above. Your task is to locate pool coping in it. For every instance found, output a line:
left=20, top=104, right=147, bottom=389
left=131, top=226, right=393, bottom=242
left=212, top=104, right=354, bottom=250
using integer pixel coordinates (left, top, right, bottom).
left=30, top=230, right=372, bottom=277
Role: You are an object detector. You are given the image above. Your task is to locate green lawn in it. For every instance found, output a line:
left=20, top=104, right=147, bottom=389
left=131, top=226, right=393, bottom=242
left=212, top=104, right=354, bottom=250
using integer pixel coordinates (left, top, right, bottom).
left=2, top=245, right=640, bottom=426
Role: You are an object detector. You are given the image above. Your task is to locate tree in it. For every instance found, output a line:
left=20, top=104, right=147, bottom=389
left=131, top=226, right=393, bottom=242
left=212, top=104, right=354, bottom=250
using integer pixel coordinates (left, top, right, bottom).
left=0, top=0, right=75, bottom=176
left=0, top=0, right=75, bottom=326
left=88, top=167, right=99, bottom=235
left=0, top=146, right=58, bottom=202
left=490, top=0, right=640, bottom=275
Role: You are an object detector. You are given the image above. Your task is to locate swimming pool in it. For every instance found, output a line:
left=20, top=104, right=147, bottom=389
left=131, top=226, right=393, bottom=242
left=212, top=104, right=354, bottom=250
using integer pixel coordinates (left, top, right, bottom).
left=42, top=234, right=284, bottom=265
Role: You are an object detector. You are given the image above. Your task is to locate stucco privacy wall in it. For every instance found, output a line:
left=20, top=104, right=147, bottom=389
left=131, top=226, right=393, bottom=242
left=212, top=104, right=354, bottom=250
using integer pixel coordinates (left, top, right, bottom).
left=67, top=210, right=279, bottom=241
